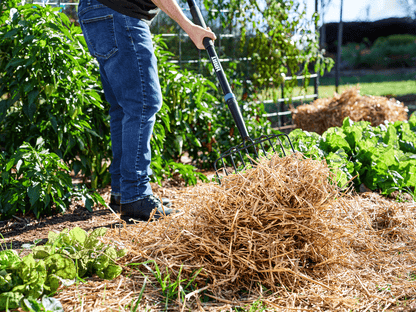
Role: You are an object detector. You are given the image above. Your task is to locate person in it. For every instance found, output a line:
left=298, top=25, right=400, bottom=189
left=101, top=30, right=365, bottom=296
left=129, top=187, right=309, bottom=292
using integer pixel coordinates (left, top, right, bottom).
left=77, top=0, right=216, bottom=221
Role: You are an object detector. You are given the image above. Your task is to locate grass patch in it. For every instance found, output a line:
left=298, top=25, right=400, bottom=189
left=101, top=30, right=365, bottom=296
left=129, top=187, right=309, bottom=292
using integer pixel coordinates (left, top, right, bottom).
left=318, top=80, right=416, bottom=98
left=260, top=78, right=416, bottom=109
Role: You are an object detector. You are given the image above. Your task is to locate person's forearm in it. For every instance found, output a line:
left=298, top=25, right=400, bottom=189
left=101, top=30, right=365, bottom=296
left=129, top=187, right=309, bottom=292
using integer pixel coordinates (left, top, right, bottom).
left=151, top=0, right=193, bottom=33
left=151, top=0, right=216, bottom=50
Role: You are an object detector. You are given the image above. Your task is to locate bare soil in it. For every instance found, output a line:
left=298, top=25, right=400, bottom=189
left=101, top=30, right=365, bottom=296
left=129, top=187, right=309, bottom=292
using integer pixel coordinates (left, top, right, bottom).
left=0, top=179, right=189, bottom=251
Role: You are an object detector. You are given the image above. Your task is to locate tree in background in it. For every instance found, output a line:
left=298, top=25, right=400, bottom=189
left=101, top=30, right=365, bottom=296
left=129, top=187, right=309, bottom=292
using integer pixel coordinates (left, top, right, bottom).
left=198, top=0, right=333, bottom=96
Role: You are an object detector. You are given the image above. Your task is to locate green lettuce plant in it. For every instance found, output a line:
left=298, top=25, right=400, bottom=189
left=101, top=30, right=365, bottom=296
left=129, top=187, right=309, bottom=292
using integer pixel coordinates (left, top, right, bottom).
left=285, top=113, right=416, bottom=197
left=0, top=250, right=75, bottom=310
left=0, top=227, right=126, bottom=310
left=32, top=227, right=127, bottom=280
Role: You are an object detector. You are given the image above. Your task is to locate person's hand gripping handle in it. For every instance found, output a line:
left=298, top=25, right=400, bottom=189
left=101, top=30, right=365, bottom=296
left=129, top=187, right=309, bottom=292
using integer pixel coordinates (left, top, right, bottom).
left=186, top=0, right=214, bottom=50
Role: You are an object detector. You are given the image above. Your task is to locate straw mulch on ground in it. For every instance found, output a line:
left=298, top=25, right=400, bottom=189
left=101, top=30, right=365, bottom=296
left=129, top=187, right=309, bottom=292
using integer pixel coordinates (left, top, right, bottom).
left=57, top=153, right=416, bottom=311
left=292, top=87, right=408, bottom=134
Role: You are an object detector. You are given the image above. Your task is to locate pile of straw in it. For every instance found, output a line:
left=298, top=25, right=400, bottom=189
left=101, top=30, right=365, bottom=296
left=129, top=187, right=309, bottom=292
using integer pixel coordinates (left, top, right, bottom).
left=292, top=87, right=408, bottom=134
left=123, top=154, right=345, bottom=291
left=57, top=153, right=416, bottom=311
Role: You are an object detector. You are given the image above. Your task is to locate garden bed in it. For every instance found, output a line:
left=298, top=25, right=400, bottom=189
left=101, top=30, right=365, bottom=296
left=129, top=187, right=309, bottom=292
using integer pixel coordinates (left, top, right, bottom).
left=2, top=156, right=416, bottom=311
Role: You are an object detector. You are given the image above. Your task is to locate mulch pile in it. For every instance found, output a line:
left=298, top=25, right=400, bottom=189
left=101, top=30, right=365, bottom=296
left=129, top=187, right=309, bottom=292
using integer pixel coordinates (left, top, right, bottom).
left=292, top=87, right=409, bottom=134
left=56, top=153, right=416, bottom=311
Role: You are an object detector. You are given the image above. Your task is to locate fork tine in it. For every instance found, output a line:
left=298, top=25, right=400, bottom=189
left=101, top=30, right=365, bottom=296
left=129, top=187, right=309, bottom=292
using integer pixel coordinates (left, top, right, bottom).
left=215, top=133, right=295, bottom=184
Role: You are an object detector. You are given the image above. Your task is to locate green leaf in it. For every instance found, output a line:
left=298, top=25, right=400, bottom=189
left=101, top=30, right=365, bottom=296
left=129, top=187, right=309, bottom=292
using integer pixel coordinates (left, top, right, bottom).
left=5, top=58, right=26, bottom=70
left=69, top=227, right=87, bottom=245
left=22, top=89, right=39, bottom=121
left=383, top=124, right=399, bottom=149
left=0, top=272, right=17, bottom=293
left=23, top=35, right=35, bottom=44
left=32, top=246, right=52, bottom=259
left=21, top=297, right=43, bottom=312
left=5, top=158, right=15, bottom=171
left=28, top=183, right=42, bottom=206
left=321, top=130, right=351, bottom=154
left=100, top=264, right=122, bottom=280
left=3, top=28, right=19, bottom=40
left=85, top=197, right=94, bottom=213
left=93, top=253, right=110, bottom=275
left=116, top=249, right=128, bottom=259
left=44, top=254, right=76, bottom=280
left=0, top=291, right=23, bottom=310
left=47, top=231, right=60, bottom=246
left=44, top=274, right=61, bottom=294
left=84, top=228, right=107, bottom=250
left=409, top=112, right=416, bottom=130
left=0, top=99, right=11, bottom=122
left=0, top=250, right=21, bottom=271
left=23, top=80, right=35, bottom=93
left=59, top=12, right=70, bottom=27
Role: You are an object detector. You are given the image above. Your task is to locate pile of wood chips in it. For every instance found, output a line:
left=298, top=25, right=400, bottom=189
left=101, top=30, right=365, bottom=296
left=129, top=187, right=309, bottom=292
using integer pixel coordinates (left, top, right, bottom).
left=292, top=87, right=408, bottom=134
left=57, top=153, right=416, bottom=311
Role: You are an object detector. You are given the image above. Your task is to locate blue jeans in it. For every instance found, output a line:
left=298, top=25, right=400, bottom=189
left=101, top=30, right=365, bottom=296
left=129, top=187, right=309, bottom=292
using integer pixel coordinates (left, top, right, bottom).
left=78, top=0, right=162, bottom=204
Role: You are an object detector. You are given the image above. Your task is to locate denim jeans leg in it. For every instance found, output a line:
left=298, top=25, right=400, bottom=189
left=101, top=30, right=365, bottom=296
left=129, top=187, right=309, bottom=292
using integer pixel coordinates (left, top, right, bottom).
left=117, top=16, right=162, bottom=204
left=78, top=0, right=162, bottom=204
left=100, top=68, right=122, bottom=197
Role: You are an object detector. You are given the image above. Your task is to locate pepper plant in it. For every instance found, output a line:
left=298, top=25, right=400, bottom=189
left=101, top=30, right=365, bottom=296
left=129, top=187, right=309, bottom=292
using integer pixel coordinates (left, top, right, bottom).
left=0, top=0, right=112, bottom=189
left=0, top=138, right=104, bottom=220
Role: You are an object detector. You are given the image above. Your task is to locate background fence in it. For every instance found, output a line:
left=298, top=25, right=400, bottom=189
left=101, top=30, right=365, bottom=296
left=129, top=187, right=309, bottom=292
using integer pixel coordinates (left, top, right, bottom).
left=28, top=0, right=320, bottom=130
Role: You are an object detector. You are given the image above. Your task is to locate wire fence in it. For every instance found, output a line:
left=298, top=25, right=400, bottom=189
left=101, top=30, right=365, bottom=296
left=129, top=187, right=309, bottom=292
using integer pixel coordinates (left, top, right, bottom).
left=28, top=0, right=320, bottom=129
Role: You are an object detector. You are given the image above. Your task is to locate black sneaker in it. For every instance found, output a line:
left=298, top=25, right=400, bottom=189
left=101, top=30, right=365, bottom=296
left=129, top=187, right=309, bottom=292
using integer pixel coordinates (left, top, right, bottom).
left=120, top=195, right=176, bottom=222
left=110, top=194, right=171, bottom=211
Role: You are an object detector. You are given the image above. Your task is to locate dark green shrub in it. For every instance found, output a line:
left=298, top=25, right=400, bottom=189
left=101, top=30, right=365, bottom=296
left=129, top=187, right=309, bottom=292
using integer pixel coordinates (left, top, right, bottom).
left=374, top=34, right=416, bottom=47
left=0, top=0, right=112, bottom=189
left=0, top=139, right=103, bottom=221
left=342, top=35, right=416, bottom=69
left=340, top=42, right=368, bottom=68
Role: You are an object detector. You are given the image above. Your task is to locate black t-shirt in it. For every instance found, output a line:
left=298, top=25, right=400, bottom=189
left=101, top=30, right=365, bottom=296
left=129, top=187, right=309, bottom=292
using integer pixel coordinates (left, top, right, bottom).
left=96, top=0, right=160, bottom=24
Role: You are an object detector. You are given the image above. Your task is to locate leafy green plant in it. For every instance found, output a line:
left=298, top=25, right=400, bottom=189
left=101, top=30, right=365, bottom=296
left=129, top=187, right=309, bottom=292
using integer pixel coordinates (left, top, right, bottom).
left=32, top=227, right=127, bottom=280
left=285, top=113, right=416, bottom=197
left=0, top=139, right=104, bottom=221
left=0, top=249, right=75, bottom=310
left=0, top=227, right=126, bottom=311
left=0, top=0, right=112, bottom=189
left=0, top=138, right=72, bottom=220
left=342, top=35, right=416, bottom=69
left=201, top=0, right=333, bottom=97
left=374, top=34, right=416, bottom=48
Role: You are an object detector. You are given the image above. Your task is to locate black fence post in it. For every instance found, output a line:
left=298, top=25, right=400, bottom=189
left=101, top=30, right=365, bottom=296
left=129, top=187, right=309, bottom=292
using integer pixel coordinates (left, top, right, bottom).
left=336, top=0, right=343, bottom=93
